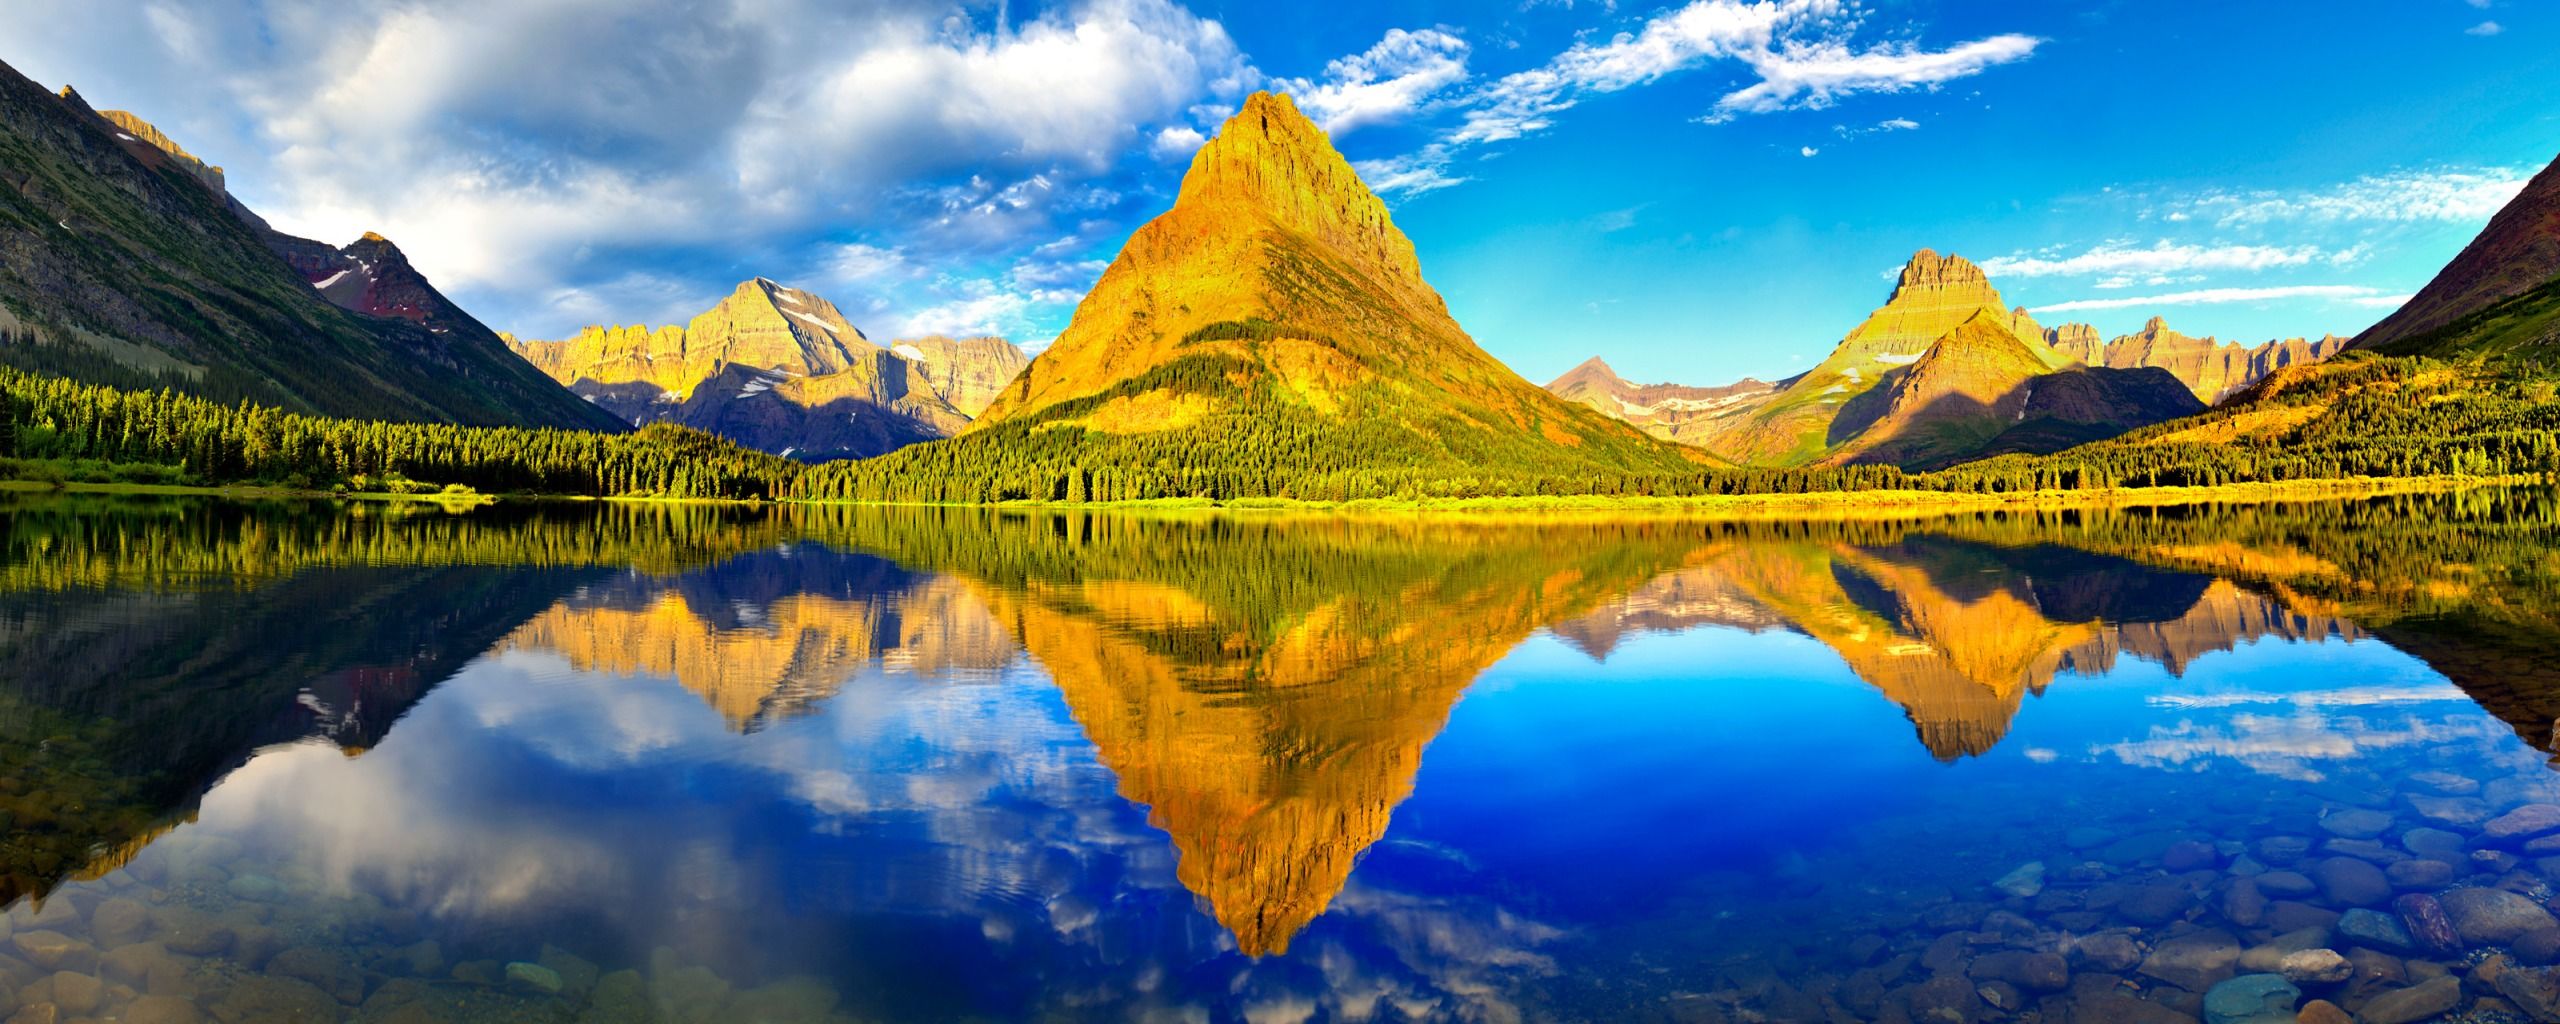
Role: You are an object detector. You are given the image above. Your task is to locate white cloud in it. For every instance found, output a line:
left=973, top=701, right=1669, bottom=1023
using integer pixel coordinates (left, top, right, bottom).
left=2466, top=20, right=2504, bottom=36
left=8, top=0, right=1248, bottom=339
left=1279, top=28, right=1471, bottom=135
left=1365, top=0, right=2033, bottom=195
left=2029, top=285, right=2404, bottom=314
left=1149, top=125, right=1206, bottom=161
left=2165, top=168, right=2533, bottom=227
left=1354, top=145, right=1469, bottom=196
left=1978, top=241, right=2330, bottom=279
left=897, top=278, right=1084, bottom=339
left=1799, top=145, right=1818, bottom=157
left=1708, top=33, right=2041, bottom=122
left=824, top=243, right=908, bottom=283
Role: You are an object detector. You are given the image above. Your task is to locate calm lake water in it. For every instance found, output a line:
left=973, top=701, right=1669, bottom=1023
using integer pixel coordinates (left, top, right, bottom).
left=7, top=492, right=2560, bottom=1023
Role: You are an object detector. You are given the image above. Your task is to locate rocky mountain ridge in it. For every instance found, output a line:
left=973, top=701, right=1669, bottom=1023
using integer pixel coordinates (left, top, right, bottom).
left=2023, top=312, right=2350, bottom=402
left=506, top=278, right=1027, bottom=460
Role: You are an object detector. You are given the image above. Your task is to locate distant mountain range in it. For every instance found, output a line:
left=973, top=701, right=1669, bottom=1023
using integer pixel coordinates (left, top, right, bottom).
left=1556, top=251, right=2208, bottom=469
left=0, top=58, right=620, bottom=430
left=1547, top=250, right=2368, bottom=468
left=506, top=278, right=1028, bottom=460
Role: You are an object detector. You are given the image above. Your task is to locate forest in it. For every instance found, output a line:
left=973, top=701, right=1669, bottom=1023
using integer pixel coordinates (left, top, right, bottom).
left=4, top=351, right=2558, bottom=504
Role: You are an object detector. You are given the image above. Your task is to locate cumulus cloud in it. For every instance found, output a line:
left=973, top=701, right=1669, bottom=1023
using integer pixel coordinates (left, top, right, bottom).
left=2028, top=285, right=2409, bottom=314
left=1149, top=125, right=1207, bottom=161
left=2466, top=20, right=2503, bottom=36
left=1279, top=28, right=1471, bottom=135
left=2, top=0, right=1246, bottom=339
left=2161, top=168, right=2533, bottom=228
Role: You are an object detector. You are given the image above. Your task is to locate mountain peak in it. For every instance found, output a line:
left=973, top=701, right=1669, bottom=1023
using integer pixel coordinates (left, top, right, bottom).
left=1569, top=355, right=1616, bottom=376
left=358, top=230, right=391, bottom=244
left=2142, top=315, right=2170, bottom=334
left=1889, top=249, right=1993, bottom=302
left=1171, top=90, right=1423, bottom=289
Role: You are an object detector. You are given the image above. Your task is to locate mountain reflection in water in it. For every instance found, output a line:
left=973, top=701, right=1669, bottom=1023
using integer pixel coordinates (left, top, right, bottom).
left=5, top=490, right=2560, bottom=1021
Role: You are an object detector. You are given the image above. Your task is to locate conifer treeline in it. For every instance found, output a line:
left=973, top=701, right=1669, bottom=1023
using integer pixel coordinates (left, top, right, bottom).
left=3, top=354, right=2555, bottom=503
left=0, top=367, right=794, bottom=499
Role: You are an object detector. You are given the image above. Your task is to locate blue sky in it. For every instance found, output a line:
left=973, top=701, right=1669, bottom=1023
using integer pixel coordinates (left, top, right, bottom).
left=3, top=0, right=2551, bottom=386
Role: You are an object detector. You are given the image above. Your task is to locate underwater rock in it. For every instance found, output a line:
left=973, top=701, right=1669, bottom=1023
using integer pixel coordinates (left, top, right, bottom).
left=2440, top=886, right=2560, bottom=945
left=2276, top=948, right=2351, bottom=985
left=2354, top=975, right=2461, bottom=1024
left=2384, top=859, right=2455, bottom=890
left=2337, top=908, right=2416, bottom=952
left=2200, top=973, right=2297, bottom=1024
left=2317, top=808, right=2390, bottom=839
left=2137, top=929, right=2240, bottom=992
left=2483, top=804, right=2560, bottom=844
left=2393, top=893, right=2461, bottom=954
left=505, top=961, right=563, bottom=994
left=2309, top=857, right=2389, bottom=906
left=1992, top=862, right=2045, bottom=898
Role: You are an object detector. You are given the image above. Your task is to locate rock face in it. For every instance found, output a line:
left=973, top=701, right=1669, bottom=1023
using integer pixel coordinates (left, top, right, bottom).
left=954, top=91, right=1687, bottom=482
left=2042, top=316, right=2350, bottom=402
left=0, top=63, right=621, bottom=429
left=1640, top=250, right=2200, bottom=468
left=507, top=278, right=1024, bottom=459
left=2357, top=150, right=2560, bottom=351
left=95, top=108, right=224, bottom=193
left=892, top=335, right=1031, bottom=417
left=1542, top=357, right=1780, bottom=446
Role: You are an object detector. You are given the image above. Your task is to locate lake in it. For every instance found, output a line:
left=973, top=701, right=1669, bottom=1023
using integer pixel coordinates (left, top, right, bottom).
left=5, top=491, right=2560, bottom=1023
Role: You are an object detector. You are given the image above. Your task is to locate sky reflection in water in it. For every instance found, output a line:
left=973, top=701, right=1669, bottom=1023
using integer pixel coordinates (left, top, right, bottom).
left=4, top=495, right=2559, bottom=1022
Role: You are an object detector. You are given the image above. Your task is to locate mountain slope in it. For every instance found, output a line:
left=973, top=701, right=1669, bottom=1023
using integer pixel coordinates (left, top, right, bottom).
left=506, top=278, right=1012, bottom=459
left=814, top=91, right=1694, bottom=501
left=0, top=62, right=618, bottom=430
left=2357, top=150, right=2560, bottom=352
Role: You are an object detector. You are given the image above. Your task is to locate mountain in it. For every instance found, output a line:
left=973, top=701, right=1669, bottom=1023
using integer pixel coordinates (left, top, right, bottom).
left=1543, top=357, right=1782, bottom=447
left=0, top=62, right=619, bottom=430
left=2355, top=150, right=2560, bottom=356
left=506, top=278, right=1026, bottom=459
left=1680, top=250, right=2199, bottom=468
left=902, top=91, right=1695, bottom=497
left=892, top=334, right=1030, bottom=417
left=2032, top=315, right=2349, bottom=402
